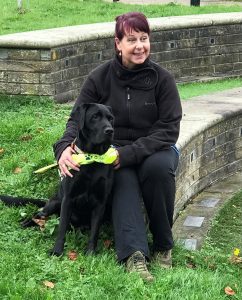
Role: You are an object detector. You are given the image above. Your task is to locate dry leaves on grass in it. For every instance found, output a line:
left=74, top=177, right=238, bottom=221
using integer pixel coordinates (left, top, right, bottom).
left=229, top=248, right=242, bottom=265
left=20, top=134, right=33, bottom=141
left=103, top=239, right=112, bottom=249
left=0, top=148, right=4, bottom=155
left=229, top=255, right=242, bottom=265
left=224, top=286, right=236, bottom=296
left=68, top=250, right=78, bottom=261
left=43, top=280, right=55, bottom=289
left=13, top=167, right=22, bottom=174
left=32, top=217, right=46, bottom=231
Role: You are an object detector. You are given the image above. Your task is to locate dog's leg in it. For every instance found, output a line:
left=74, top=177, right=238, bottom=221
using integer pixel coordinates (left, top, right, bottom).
left=49, top=195, right=72, bottom=256
left=21, top=195, right=61, bottom=228
left=86, top=201, right=106, bottom=255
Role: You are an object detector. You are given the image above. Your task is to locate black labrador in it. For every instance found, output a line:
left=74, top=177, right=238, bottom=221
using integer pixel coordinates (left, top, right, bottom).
left=1, top=103, right=114, bottom=256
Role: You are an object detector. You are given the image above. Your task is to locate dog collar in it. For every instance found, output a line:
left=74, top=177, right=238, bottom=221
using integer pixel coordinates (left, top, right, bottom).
left=34, top=146, right=117, bottom=174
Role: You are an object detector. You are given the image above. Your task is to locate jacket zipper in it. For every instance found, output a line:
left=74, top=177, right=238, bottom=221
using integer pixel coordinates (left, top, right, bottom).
left=126, top=87, right=131, bottom=137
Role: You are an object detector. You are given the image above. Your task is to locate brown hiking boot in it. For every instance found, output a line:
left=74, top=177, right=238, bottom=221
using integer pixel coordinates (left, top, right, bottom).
left=126, top=251, right=154, bottom=282
left=153, top=250, right=172, bottom=269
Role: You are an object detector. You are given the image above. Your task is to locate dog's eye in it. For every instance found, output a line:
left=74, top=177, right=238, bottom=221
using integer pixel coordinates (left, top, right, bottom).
left=107, top=115, right=114, bottom=122
left=91, top=113, right=99, bottom=120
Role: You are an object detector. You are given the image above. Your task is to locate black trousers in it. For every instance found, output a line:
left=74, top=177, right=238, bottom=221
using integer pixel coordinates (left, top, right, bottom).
left=111, top=148, right=179, bottom=262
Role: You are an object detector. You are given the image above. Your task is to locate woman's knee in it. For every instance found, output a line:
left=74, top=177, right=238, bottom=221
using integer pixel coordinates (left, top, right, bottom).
left=139, top=150, right=178, bottom=181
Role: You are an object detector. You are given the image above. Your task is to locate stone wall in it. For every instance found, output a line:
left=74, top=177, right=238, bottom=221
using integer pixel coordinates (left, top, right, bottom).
left=174, top=96, right=242, bottom=219
left=0, top=13, right=242, bottom=102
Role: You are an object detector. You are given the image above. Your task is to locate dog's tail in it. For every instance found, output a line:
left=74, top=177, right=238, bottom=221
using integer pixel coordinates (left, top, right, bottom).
left=0, top=195, right=46, bottom=208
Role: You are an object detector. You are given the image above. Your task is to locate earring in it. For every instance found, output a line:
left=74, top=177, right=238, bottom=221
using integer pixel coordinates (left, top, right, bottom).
left=119, top=51, right=122, bottom=57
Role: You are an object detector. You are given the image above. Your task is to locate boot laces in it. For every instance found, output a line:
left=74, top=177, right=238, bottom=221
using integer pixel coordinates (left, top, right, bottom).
left=133, top=254, right=148, bottom=272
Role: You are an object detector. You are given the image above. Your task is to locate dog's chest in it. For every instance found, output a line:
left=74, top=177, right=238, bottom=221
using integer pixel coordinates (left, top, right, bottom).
left=67, top=164, right=113, bottom=201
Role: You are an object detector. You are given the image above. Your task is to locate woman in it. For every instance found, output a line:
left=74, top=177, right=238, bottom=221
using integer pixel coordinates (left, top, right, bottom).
left=54, top=12, right=182, bottom=282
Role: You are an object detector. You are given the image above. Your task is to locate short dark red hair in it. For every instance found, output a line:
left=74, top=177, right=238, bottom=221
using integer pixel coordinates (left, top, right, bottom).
left=115, top=12, right=150, bottom=40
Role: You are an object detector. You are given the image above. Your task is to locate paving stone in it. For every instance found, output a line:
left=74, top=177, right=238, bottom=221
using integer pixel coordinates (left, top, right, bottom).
left=197, top=198, right=220, bottom=208
left=183, top=216, right=205, bottom=227
left=178, top=238, right=198, bottom=250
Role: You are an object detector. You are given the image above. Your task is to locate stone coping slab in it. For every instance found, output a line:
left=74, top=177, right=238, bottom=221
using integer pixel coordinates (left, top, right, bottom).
left=0, top=12, right=241, bottom=48
left=177, top=87, right=242, bottom=150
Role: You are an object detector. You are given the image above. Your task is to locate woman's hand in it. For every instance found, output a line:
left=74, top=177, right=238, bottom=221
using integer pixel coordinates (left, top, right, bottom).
left=113, top=149, right=120, bottom=170
left=58, top=146, right=80, bottom=177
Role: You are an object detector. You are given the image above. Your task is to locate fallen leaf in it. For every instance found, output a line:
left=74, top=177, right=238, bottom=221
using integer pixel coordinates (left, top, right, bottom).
left=208, top=263, right=216, bottom=270
left=32, top=217, right=46, bottom=230
left=43, top=280, right=55, bottom=289
left=229, top=255, right=242, bottom=265
left=36, top=127, right=44, bottom=133
left=186, top=262, right=196, bottom=269
left=224, top=286, right=235, bottom=296
left=68, top=250, right=78, bottom=261
left=103, top=239, right=112, bottom=249
left=0, top=148, right=4, bottom=155
left=13, top=167, right=22, bottom=174
left=20, top=134, right=33, bottom=141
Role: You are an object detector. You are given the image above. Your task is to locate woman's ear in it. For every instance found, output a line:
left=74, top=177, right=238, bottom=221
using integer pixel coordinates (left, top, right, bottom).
left=115, top=37, right=121, bottom=51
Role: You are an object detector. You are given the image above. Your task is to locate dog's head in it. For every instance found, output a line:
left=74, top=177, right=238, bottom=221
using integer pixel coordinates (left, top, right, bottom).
left=71, top=103, right=114, bottom=154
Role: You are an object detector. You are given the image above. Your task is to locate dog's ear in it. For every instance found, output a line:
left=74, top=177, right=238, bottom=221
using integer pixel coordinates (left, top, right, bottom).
left=106, top=106, right=113, bottom=114
left=71, top=103, right=90, bottom=130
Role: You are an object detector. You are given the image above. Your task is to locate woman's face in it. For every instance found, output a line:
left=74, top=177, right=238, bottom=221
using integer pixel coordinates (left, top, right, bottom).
left=115, top=30, right=150, bottom=69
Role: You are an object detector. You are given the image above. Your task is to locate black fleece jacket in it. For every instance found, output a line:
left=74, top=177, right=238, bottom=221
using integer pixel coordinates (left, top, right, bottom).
left=53, top=55, right=182, bottom=167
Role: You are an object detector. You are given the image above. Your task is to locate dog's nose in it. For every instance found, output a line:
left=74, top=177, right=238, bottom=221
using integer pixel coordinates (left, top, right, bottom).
left=104, top=128, right=114, bottom=135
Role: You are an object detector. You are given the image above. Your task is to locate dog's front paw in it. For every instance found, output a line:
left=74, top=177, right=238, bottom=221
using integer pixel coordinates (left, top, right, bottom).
left=21, top=218, right=37, bottom=228
left=49, top=248, right=63, bottom=257
left=49, top=241, right=64, bottom=257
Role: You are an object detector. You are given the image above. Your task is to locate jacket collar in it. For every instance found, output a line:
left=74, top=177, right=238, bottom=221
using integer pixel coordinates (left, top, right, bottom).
left=112, top=55, right=158, bottom=90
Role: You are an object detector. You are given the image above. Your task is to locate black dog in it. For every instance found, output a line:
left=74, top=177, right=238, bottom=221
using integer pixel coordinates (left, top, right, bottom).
left=1, top=103, right=114, bottom=256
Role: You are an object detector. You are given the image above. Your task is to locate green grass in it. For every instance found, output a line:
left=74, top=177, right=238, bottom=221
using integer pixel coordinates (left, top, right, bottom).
left=0, top=81, right=242, bottom=299
left=1, top=0, right=242, bottom=35
left=178, top=77, right=242, bottom=100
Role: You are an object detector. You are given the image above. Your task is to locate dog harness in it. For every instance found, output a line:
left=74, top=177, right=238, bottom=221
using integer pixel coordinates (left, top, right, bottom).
left=34, top=146, right=117, bottom=174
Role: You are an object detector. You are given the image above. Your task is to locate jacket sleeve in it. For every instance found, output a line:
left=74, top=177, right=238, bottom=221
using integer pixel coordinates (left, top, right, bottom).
left=53, top=76, right=100, bottom=161
left=117, top=73, right=182, bottom=167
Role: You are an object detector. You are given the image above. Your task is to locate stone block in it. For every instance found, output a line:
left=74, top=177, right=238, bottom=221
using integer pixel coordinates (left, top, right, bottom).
left=0, top=82, right=6, bottom=93
left=20, top=84, right=39, bottom=95
left=62, top=68, right=79, bottom=80
left=40, top=71, right=62, bottom=84
left=8, top=72, right=39, bottom=84
left=40, top=50, right=51, bottom=61
left=235, top=147, right=242, bottom=160
left=54, top=89, right=76, bottom=103
left=212, top=53, right=239, bottom=65
left=0, top=71, right=7, bottom=81
left=183, top=216, right=205, bottom=227
left=8, top=49, right=40, bottom=60
left=0, top=49, right=8, bottom=59
left=5, top=83, right=21, bottom=94
left=55, top=80, right=73, bottom=94
left=215, top=63, right=234, bottom=74
left=102, top=49, right=114, bottom=60
left=233, top=62, right=242, bottom=72
left=178, top=238, right=198, bottom=250
left=39, top=84, right=55, bottom=96
left=197, top=198, right=220, bottom=208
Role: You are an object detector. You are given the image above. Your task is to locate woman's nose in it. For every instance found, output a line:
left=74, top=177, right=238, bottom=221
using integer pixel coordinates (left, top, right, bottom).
left=135, top=40, right=143, bottom=49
